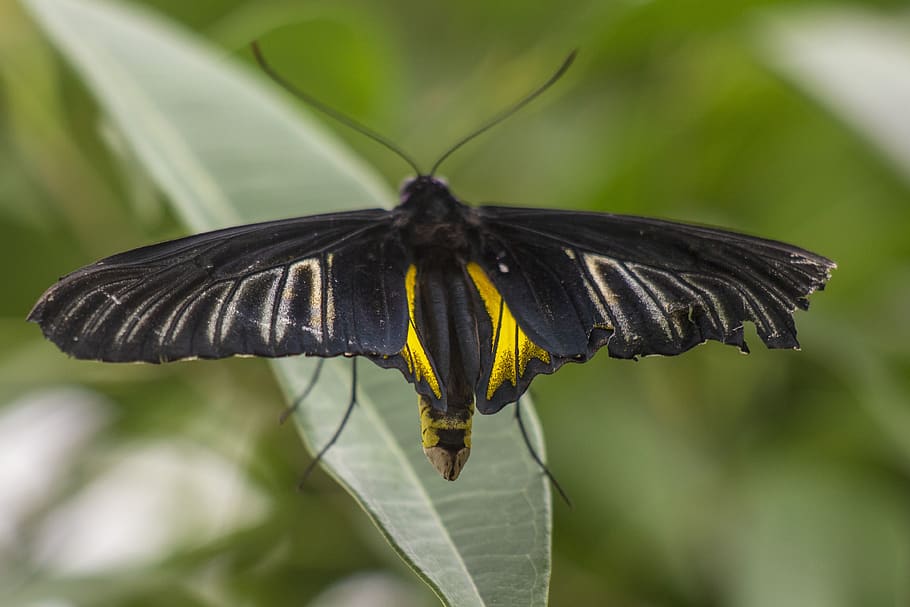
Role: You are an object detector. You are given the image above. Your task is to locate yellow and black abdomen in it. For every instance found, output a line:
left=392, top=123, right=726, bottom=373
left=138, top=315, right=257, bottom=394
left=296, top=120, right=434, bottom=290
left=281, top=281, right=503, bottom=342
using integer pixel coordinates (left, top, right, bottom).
left=394, top=257, right=483, bottom=479
left=418, top=395, right=474, bottom=480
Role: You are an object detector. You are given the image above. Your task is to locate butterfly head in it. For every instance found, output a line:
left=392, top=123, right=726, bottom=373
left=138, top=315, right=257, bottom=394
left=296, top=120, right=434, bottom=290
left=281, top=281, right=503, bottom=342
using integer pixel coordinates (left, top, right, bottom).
left=397, top=175, right=470, bottom=238
left=399, top=175, right=449, bottom=203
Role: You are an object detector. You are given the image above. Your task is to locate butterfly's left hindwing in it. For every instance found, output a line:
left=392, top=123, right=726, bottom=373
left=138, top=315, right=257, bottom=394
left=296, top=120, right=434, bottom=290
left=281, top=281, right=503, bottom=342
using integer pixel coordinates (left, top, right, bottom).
left=369, top=264, right=445, bottom=404
left=28, top=209, right=410, bottom=362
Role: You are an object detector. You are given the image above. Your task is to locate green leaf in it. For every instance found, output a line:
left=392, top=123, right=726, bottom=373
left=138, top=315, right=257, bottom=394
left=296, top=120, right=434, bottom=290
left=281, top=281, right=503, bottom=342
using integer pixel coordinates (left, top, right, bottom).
left=760, top=9, right=910, bottom=186
left=23, top=0, right=552, bottom=604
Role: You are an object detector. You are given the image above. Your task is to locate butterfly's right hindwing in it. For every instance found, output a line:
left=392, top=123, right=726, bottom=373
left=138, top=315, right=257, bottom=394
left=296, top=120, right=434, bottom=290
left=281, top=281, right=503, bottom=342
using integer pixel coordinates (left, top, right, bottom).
left=28, top=209, right=409, bottom=363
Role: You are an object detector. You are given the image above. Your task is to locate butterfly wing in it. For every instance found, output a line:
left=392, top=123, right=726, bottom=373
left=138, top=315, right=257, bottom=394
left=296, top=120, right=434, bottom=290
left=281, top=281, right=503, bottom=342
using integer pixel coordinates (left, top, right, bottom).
left=29, top=209, right=409, bottom=363
left=470, top=206, right=835, bottom=412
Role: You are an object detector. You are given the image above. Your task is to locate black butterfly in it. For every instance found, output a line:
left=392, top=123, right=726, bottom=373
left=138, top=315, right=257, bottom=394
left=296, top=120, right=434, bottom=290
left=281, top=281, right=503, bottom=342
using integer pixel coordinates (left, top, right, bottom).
left=28, top=47, right=835, bottom=481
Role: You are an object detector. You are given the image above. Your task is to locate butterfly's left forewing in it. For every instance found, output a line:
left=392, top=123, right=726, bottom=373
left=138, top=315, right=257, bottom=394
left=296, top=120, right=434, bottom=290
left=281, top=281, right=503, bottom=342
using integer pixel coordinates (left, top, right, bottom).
left=29, top=209, right=410, bottom=362
left=468, top=205, right=835, bottom=411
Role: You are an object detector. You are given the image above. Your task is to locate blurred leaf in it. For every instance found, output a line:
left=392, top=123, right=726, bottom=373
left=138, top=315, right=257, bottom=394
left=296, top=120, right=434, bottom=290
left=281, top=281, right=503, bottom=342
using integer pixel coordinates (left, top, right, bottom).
left=23, top=0, right=552, bottom=604
left=761, top=9, right=910, bottom=186
left=728, top=463, right=910, bottom=607
left=308, top=572, right=431, bottom=607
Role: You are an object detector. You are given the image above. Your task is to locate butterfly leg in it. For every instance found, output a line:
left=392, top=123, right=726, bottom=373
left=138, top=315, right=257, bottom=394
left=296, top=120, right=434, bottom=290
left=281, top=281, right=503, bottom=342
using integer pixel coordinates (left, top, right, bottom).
left=279, top=357, right=326, bottom=424
left=297, top=358, right=358, bottom=489
left=515, top=398, right=572, bottom=508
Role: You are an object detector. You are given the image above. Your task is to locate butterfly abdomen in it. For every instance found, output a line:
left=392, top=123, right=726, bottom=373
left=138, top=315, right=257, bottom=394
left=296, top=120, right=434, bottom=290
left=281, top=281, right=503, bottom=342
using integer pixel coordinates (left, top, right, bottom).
left=418, top=395, right=474, bottom=481
left=394, top=220, right=486, bottom=479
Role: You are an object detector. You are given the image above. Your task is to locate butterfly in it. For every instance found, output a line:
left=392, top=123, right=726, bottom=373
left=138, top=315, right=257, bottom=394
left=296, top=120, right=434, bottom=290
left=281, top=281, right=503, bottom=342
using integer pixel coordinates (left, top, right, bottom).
left=28, top=46, right=835, bottom=481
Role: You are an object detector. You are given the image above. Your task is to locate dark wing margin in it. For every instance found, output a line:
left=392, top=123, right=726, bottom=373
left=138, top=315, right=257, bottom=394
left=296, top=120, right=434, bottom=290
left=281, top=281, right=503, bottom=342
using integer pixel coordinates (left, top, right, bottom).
left=472, top=205, right=834, bottom=394
left=28, top=209, right=409, bottom=363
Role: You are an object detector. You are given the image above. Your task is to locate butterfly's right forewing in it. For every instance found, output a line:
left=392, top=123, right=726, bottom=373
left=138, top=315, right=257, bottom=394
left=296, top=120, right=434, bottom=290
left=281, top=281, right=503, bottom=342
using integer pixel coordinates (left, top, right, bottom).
left=470, top=205, right=834, bottom=409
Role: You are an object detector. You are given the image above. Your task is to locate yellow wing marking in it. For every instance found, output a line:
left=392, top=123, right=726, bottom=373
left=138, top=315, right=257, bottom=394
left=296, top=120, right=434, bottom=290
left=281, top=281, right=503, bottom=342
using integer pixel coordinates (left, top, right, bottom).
left=401, top=265, right=442, bottom=399
left=466, top=262, right=550, bottom=400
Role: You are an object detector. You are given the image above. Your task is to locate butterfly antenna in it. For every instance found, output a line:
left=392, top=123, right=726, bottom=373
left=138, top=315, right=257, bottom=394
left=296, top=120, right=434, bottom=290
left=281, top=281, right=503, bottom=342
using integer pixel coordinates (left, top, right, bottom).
left=515, top=398, right=573, bottom=509
left=298, top=358, right=358, bottom=489
left=429, top=50, right=578, bottom=177
left=251, top=41, right=423, bottom=176
left=280, top=358, right=325, bottom=424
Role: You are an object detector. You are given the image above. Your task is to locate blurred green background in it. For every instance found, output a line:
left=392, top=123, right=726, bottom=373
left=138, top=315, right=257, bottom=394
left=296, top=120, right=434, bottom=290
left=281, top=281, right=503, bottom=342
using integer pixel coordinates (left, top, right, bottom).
left=2, top=0, right=910, bottom=605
